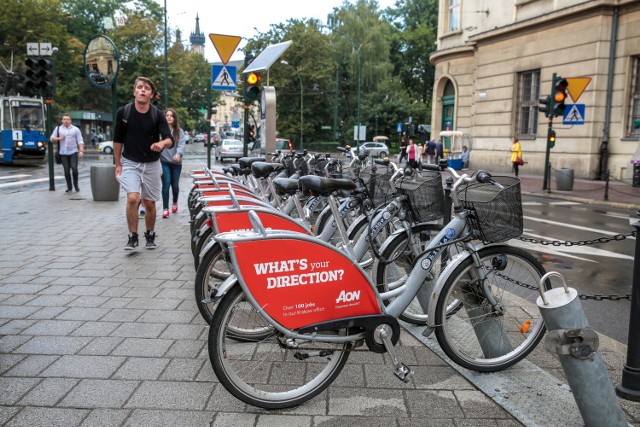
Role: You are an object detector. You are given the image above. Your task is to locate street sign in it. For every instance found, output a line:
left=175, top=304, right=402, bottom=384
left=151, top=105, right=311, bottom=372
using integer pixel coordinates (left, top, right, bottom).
left=565, top=77, right=591, bottom=103
left=27, top=43, right=52, bottom=56
left=396, top=122, right=403, bottom=133
left=208, top=34, right=241, bottom=65
left=353, top=125, right=366, bottom=142
left=211, top=65, right=236, bottom=91
left=563, top=104, right=585, bottom=125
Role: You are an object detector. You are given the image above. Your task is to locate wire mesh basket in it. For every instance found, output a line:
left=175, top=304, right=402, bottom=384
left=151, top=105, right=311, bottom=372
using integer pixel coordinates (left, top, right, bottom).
left=456, top=176, right=522, bottom=243
left=359, top=167, right=394, bottom=207
left=397, top=172, right=444, bottom=222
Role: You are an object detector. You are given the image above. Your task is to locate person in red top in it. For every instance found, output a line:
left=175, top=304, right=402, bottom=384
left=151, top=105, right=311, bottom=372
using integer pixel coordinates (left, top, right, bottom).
left=405, top=139, right=419, bottom=168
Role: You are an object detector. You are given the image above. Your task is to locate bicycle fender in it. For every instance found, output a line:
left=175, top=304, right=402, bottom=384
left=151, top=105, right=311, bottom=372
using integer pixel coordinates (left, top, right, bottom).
left=426, top=243, right=492, bottom=328
left=211, top=273, right=239, bottom=300
left=199, top=239, right=220, bottom=262
left=370, top=222, right=439, bottom=275
left=346, top=214, right=368, bottom=237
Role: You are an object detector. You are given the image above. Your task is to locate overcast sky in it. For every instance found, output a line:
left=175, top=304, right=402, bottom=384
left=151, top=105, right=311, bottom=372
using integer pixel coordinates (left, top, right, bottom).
left=155, top=0, right=396, bottom=62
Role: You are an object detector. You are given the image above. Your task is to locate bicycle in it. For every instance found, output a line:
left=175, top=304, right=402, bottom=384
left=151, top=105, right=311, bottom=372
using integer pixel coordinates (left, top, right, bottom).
left=206, top=167, right=549, bottom=409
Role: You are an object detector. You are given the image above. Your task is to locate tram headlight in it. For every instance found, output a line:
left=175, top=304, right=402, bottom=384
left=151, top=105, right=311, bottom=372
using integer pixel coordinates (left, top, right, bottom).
left=16, top=141, right=24, bottom=148
left=37, top=141, right=44, bottom=148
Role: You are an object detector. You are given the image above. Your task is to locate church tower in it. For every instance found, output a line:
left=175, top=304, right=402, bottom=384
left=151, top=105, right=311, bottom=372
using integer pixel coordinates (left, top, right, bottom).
left=189, top=14, right=205, bottom=55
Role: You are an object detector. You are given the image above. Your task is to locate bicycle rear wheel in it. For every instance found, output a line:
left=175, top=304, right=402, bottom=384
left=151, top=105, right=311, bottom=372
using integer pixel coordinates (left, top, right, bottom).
left=434, top=245, right=548, bottom=372
left=208, top=286, right=351, bottom=409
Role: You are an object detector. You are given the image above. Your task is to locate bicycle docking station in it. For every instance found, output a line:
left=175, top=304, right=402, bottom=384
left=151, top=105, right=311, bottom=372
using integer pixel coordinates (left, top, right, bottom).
left=537, top=272, right=627, bottom=426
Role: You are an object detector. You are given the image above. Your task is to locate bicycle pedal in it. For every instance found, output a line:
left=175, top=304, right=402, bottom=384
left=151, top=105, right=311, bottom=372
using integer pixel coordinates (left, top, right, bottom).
left=421, top=326, right=434, bottom=337
left=394, top=363, right=412, bottom=383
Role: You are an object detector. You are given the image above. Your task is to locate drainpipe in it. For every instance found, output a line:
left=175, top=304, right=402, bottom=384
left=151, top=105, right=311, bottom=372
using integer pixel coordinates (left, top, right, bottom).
left=598, top=6, right=619, bottom=180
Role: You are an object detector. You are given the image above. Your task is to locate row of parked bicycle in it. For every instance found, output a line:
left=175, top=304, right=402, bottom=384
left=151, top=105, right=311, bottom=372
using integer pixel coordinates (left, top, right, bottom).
left=185, top=148, right=550, bottom=409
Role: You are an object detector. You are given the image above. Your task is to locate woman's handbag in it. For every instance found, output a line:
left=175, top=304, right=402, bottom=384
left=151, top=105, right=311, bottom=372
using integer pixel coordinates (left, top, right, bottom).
left=54, top=126, right=62, bottom=164
left=515, top=156, right=525, bottom=166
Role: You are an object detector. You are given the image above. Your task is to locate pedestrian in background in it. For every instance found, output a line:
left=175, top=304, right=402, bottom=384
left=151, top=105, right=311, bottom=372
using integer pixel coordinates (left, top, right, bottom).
left=160, top=108, right=187, bottom=218
left=435, top=139, right=444, bottom=163
left=114, top=76, right=174, bottom=251
left=461, top=145, right=470, bottom=169
left=406, top=138, right=419, bottom=169
left=398, top=136, right=408, bottom=164
left=424, top=138, right=436, bottom=164
left=511, top=138, right=523, bottom=177
left=51, top=113, right=84, bottom=193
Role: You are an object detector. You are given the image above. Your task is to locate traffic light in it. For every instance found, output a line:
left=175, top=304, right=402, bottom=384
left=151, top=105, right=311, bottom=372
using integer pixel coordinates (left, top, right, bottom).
left=243, top=72, right=261, bottom=104
left=248, top=125, right=255, bottom=143
left=24, top=57, right=54, bottom=97
left=538, top=95, right=551, bottom=118
left=551, top=75, right=568, bottom=118
left=549, top=129, right=556, bottom=148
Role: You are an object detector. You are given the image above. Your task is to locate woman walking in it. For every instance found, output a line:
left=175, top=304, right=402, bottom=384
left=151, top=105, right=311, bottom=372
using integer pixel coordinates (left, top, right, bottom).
left=160, top=109, right=187, bottom=218
left=511, top=138, right=523, bottom=177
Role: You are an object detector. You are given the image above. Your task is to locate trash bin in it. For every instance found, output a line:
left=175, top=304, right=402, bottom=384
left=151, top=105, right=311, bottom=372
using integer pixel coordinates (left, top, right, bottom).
left=555, top=168, right=574, bottom=191
left=90, top=165, right=120, bottom=201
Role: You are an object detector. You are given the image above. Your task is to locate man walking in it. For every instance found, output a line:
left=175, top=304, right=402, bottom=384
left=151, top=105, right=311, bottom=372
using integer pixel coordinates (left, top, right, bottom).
left=51, top=113, right=84, bottom=193
left=114, top=76, right=174, bottom=250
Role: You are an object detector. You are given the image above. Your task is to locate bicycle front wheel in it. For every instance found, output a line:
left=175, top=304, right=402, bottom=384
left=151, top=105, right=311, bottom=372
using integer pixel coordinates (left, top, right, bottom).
left=208, top=286, right=351, bottom=409
left=434, top=245, right=548, bottom=372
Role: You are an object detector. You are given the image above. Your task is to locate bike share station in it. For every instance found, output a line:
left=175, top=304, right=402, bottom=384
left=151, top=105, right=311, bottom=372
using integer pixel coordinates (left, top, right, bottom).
left=83, top=35, right=120, bottom=201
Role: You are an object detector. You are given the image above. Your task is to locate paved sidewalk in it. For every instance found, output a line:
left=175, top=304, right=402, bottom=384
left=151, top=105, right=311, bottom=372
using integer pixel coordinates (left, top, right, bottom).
left=1, top=149, right=639, bottom=426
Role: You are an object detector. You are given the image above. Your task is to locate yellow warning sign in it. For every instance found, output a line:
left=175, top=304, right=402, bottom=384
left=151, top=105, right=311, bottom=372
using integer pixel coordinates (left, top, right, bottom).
left=208, top=34, right=242, bottom=65
left=566, top=77, right=591, bottom=103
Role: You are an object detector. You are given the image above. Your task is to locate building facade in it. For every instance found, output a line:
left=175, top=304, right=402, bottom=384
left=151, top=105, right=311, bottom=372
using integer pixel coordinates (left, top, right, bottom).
left=430, top=0, right=640, bottom=179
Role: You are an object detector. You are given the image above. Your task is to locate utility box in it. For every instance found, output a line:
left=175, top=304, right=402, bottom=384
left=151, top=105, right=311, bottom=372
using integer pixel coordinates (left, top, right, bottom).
left=555, top=168, right=574, bottom=191
left=90, top=165, right=120, bottom=201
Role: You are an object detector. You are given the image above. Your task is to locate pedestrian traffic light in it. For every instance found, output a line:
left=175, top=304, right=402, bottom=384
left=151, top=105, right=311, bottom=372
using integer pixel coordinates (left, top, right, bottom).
left=538, top=95, right=551, bottom=118
left=243, top=72, right=261, bottom=104
left=551, top=75, right=568, bottom=118
left=24, top=57, right=54, bottom=97
left=549, top=129, right=556, bottom=148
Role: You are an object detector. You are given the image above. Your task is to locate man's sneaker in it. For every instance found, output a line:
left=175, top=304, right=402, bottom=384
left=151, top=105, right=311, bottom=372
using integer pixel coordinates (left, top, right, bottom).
left=162, top=208, right=169, bottom=218
left=171, top=203, right=178, bottom=213
left=124, top=233, right=139, bottom=250
left=144, top=231, right=157, bottom=249
left=139, top=209, right=145, bottom=218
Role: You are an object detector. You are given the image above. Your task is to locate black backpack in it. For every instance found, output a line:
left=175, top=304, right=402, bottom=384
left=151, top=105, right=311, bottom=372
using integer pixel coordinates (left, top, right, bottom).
left=120, top=103, right=162, bottom=141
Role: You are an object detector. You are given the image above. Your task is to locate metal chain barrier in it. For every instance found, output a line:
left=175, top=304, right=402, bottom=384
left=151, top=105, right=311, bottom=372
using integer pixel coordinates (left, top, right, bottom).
left=515, top=230, right=636, bottom=301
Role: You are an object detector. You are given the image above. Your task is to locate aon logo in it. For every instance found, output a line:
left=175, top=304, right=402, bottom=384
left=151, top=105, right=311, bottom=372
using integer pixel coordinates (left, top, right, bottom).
left=336, top=290, right=360, bottom=304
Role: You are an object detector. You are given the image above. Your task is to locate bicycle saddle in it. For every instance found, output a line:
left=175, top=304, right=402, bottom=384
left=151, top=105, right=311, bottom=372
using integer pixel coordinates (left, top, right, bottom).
left=238, top=157, right=266, bottom=169
left=298, top=175, right=356, bottom=197
left=273, top=177, right=300, bottom=195
left=251, top=162, right=286, bottom=179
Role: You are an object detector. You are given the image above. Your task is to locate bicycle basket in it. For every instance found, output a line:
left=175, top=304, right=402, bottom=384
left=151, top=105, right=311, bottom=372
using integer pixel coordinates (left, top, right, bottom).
left=456, top=176, right=522, bottom=243
left=360, top=169, right=394, bottom=207
left=397, top=172, right=444, bottom=222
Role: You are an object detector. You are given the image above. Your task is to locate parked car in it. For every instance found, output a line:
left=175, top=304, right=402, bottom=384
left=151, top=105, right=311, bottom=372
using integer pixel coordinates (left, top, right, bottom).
left=249, top=138, right=293, bottom=156
left=215, top=139, right=243, bottom=162
left=193, top=133, right=208, bottom=143
left=98, top=140, right=114, bottom=154
left=350, top=141, right=389, bottom=158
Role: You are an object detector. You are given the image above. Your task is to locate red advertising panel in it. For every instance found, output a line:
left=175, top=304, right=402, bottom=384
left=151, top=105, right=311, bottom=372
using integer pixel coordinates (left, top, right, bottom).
left=233, top=238, right=381, bottom=329
left=214, top=211, right=309, bottom=234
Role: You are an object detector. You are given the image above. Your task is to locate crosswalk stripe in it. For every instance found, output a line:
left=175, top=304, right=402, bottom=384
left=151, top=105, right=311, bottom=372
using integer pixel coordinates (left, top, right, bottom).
left=0, top=176, right=65, bottom=189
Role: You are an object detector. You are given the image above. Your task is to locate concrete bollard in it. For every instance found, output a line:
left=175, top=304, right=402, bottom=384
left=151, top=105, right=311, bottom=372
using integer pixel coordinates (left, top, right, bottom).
left=537, top=272, right=627, bottom=427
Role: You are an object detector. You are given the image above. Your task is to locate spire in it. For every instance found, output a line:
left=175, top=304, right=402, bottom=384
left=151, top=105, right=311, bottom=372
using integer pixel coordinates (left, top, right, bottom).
left=190, top=13, right=205, bottom=55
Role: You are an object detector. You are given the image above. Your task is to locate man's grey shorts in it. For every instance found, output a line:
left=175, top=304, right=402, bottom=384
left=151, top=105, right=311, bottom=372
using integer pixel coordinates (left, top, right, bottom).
left=119, top=157, right=161, bottom=201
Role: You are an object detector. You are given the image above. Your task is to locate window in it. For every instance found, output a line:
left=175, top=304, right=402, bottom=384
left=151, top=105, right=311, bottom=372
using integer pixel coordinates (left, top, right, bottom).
left=448, top=0, right=460, bottom=32
left=628, top=57, right=640, bottom=138
left=516, top=70, right=540, bottom=139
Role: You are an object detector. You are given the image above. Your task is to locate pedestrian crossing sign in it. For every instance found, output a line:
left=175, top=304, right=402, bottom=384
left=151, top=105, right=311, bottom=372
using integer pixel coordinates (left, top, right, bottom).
left=563, top=104, right=585, bottom=125
left=211, top=65, right=236, bottom=91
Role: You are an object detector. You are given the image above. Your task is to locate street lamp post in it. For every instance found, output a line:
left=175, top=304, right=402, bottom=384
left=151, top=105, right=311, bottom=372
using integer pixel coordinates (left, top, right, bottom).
left=281, top=60, right=303, bottom=150
left=163, top=0, right=168, bottom=107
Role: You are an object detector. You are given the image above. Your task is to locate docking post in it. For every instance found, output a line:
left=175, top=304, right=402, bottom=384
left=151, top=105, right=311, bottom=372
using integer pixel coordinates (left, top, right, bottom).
left=617, top=220, right=640, bottom=401
left=537, top=272, right=627, bottom=426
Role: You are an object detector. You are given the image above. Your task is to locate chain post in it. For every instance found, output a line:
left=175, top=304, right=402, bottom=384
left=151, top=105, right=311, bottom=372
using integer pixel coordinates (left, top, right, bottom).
left=604, top=169, right=610, bottom=201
